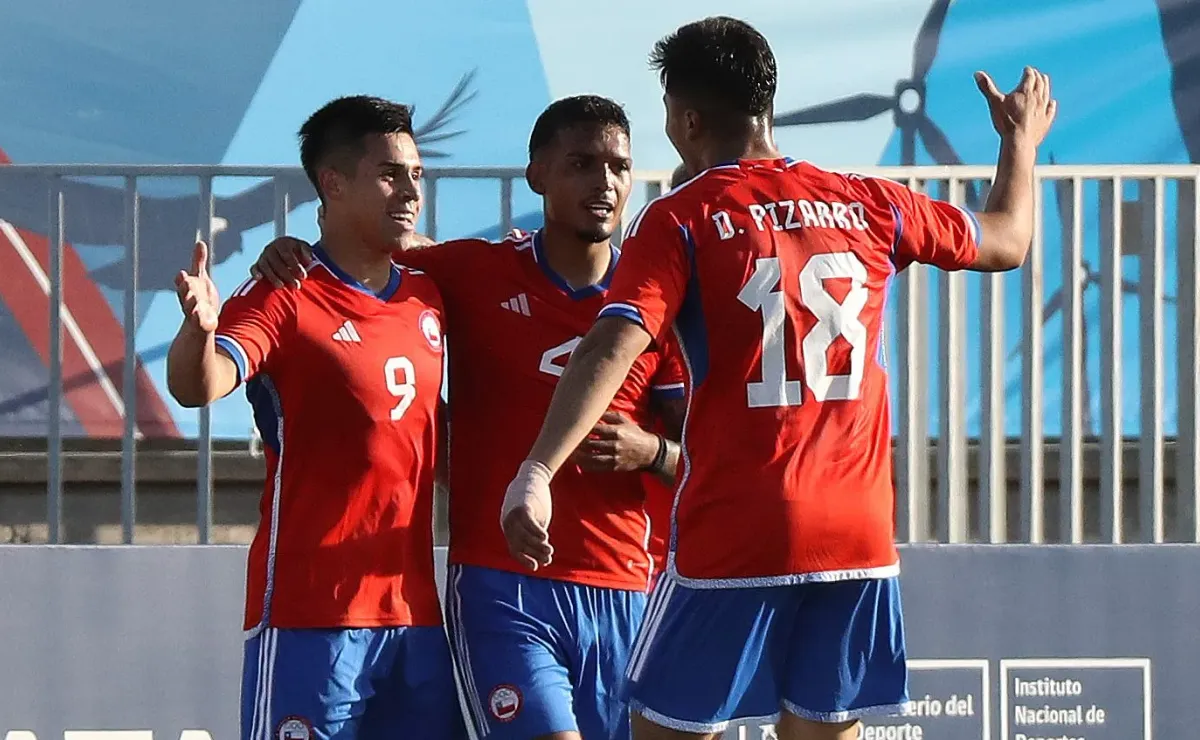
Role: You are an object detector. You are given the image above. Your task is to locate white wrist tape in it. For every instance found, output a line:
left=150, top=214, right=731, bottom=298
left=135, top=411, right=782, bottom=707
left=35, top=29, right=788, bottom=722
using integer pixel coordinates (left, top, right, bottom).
left=500, top=460, right=554, bottom=529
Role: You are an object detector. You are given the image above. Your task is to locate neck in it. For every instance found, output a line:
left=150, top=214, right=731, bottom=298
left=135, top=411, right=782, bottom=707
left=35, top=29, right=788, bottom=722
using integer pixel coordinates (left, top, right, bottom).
left=699, top=118, right=782, bottom=171
left=319, top=221, right=394, bottom=290
left=539, top=220, right=612, bottom=289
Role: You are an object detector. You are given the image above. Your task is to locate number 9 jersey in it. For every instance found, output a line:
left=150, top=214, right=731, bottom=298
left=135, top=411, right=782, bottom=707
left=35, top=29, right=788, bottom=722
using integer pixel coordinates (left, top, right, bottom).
left=215, top=244, right=446, bottom=631
left=598, top=158, right=979, bottom=587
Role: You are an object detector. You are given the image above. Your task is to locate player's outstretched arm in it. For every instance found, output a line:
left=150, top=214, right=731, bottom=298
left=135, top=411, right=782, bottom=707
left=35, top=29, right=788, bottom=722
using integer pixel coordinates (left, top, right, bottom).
left=501, top=317, right=653, bottom=570
left=167, top=241, right=239, bottom=407
left=969, top=66, right=1058, bottom=272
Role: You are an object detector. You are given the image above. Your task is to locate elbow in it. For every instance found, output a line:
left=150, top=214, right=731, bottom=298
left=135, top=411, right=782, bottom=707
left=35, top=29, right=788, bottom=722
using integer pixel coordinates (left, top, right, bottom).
left=166, top=369, right=207, bottom=408
left=168, top=381, right=205, bottom=409
left=996, top=239, right=1031, bottom=271
left=976, top=231, right=1031, bottom=272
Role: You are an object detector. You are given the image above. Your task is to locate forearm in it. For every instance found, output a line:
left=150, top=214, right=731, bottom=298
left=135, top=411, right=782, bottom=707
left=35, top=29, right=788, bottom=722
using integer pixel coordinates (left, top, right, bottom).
left=166, top=324, right=238, bottom=407
left=529, top=322, right=648, bottom=474
left=972, top=137, right=1039, bottom=271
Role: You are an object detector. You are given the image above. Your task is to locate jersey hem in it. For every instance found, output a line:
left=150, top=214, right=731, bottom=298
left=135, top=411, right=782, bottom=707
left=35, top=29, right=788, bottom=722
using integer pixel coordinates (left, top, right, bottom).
left=782, top=698, right=912, bottom=723
left=664, top=560, right=900, bottom=588
left=631, top=701, right=779, bottom=734
left=242, top=614, right=443, bottom=635
left=448, top=555, right=649, bottom=592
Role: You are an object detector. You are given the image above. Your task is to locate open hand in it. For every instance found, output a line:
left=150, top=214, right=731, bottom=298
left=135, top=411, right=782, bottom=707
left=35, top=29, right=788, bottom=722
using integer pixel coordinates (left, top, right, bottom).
left=174, top=241, right=219, bottom=333
left=975, top=66, right=1058, bottom=148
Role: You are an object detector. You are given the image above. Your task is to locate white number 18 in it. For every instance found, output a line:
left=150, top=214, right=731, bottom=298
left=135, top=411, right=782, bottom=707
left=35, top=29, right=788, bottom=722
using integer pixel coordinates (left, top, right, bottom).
left=736, top=254, right=869, bottom=408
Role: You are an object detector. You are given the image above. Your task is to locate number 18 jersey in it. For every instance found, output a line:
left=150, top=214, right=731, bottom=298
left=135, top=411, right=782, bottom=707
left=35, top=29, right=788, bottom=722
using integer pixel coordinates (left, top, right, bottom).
left=599, top=159, right=979, bottom=587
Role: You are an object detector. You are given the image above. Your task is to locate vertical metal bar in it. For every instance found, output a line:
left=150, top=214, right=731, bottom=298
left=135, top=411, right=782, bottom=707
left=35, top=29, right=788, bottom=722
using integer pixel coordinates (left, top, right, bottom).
left=894, top=177, right=931, bottom=542
left=937, top=178, right=967, bottom=542
left=47, top=178, right=64, bottom=544
left=980, top=263, right=1006, bottom=542
left=1178, top=176, right=1200, bottom=542
left=274, top=178, right=290, bottom=238
left=196, top=176, right=215, bottom=544
left=121, top=177, right=139, bottom=544
left=499, top=178, right=513, bottom=237
left=1060, top=176, right=1085, bottom=543
left=1139, top=177, right=1165, bottom=542
left=1020, top=176, right=1046, bottom=542
left=1099, top=177, right=1124, bottom=542
left=424, top=176, right=439, bottom=241
left=894, top=267, right=926, bottom=542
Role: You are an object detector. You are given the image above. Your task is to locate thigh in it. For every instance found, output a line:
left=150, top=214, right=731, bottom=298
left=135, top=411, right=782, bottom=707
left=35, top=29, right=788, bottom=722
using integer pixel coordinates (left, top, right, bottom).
left=782, top=577, right=908, bottom=723
left=623, top=575, right=796, bottom=736
left=445, top=565, right=577, bottom=740
left=359, top=626, right=467, bottom=740
left=240, top=628, right=377, bottom=740
left=570, top=585, right=646, bottom=740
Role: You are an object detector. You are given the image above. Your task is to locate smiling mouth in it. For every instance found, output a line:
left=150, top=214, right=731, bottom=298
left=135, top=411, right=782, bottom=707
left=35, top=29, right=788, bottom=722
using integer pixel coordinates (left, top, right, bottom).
left=388, top=211, right=416, bottom=225
left=584, top=202, right=615, bottom=218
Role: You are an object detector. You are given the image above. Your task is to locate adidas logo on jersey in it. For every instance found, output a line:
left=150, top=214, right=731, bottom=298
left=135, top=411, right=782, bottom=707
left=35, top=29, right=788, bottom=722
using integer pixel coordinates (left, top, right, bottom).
left=500, top=293, right=531, bottom=317
left=332, top=320, right=362, bottom=343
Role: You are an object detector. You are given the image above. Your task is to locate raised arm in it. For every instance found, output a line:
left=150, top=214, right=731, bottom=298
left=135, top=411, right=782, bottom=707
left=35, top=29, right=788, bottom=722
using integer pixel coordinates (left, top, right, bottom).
left=167, top=241, right=238, bottom=407
left=969, top=66, right=1058, bottom=272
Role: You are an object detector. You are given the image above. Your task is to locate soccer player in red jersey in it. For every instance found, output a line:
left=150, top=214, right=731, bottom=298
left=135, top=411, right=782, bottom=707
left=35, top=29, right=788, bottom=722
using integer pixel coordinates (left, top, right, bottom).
left=503, top=17, right=1057, bottom=740
left=251, top=96, right=685, bottom=740
left=167, top=96, right=464, bottom=740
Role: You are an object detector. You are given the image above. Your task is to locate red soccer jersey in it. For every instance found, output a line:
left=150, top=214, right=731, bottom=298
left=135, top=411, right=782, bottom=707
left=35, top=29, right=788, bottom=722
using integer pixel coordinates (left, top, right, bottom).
left=215, top=244, right=446, bottom=630
left=600, top=159, right=979, bottom=586
left=397, top=231, right=684, bottom=591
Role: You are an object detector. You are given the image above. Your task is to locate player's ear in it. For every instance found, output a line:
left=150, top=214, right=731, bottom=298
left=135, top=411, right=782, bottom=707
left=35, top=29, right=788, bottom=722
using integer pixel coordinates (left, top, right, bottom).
left=525, top=161, right=546, bottom=196
left=684, top=109, right=704, bottom=142
left=318, top=167, right=344, bottom=201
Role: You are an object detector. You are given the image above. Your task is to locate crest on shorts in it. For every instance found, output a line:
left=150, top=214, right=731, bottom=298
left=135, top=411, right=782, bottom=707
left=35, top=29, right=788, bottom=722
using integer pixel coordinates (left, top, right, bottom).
left=488, top=684, right=522, bottom=722
left=419, top=309, right=443, bottom=352
left=276, top=716, right=312, bottom=740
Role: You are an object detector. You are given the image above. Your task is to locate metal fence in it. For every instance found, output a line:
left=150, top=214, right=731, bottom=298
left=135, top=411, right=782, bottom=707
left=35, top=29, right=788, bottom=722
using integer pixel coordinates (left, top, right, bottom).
left=2, top=163, right=1198, bottom=546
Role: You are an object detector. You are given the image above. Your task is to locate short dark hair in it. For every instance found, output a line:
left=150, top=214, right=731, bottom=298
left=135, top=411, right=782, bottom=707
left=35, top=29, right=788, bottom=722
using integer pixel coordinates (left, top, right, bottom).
left=527, top=95, right=631, bottom=159
left=649, top=17, right=777, bottom=119
left=669, top=164, right=691, bottom=189
left=299, top=96, right=414, bottom=200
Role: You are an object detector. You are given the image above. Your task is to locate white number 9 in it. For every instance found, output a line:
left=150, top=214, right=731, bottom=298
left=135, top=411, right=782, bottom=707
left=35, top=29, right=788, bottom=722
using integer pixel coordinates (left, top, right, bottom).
left=384, top=356, right=417, bottom=420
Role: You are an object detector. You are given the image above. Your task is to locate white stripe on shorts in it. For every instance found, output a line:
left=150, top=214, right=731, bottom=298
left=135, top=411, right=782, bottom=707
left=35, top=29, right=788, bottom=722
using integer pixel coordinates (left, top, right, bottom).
left=627, top=574, right=677, bottom=683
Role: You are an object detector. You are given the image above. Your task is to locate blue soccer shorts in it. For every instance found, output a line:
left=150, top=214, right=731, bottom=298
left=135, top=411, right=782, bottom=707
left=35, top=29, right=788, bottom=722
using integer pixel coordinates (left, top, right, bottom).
left=623, top=575, right=908, bottom=734
left=444, top=564, right=646, bottom=739
left=240, top=625, right=465, bottom=740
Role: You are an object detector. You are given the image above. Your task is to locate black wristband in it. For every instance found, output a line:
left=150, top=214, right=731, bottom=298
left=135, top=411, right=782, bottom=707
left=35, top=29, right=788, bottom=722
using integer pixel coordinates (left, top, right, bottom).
left=648, top=434, right=668, bottom=474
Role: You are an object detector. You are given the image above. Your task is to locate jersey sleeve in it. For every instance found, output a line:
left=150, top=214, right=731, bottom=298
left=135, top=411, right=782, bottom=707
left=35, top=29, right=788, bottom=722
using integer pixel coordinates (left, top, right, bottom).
left=597, top=201, right=690, bottom=346
left=213, top=277, right=295, bottom=385
left=866, top=176, right=980, bottom=272
left=392, top=241, right=456, bottom=280
left=649, top=344, right=686, bottom=401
